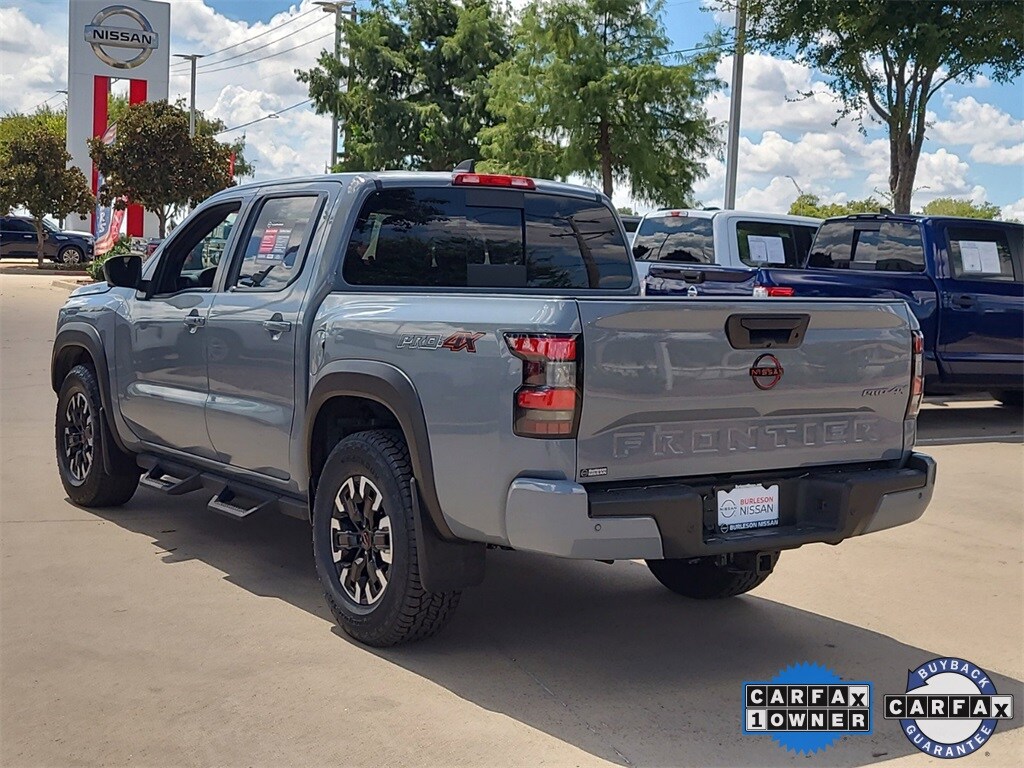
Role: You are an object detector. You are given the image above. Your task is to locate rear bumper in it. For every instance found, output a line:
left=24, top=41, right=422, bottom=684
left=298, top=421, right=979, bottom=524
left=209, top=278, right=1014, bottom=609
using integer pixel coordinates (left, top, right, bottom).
left=504, top=453, right=936, bottom=560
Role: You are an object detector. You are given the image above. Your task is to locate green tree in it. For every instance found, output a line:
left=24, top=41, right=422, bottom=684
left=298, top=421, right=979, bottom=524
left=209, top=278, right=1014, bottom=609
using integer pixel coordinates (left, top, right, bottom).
left=88, top=100, right=235, bottom=237
left=0, top=106, right=66, bottom=154
left=297, top=0, right=510, bottom=171
left=0, top=125, right=94, bottom=268
left=737, top=0, right=1024, bottom=213
left=921, top=197, right=1001, bottom=220
left=788, top=193, right=883, bottom=218
left=481, top=0, right=720, bottom=204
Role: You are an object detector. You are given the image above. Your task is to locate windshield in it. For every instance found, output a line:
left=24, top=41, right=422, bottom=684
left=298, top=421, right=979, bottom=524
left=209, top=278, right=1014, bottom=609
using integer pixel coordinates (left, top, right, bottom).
left=631, top=216, right=714, bottom=264
left=42, top=219, right=59, bottom=233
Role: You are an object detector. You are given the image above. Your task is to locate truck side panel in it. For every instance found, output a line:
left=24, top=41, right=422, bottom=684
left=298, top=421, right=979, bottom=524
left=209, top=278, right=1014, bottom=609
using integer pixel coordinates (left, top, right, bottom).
left=311, top=293, right=581, bottom=544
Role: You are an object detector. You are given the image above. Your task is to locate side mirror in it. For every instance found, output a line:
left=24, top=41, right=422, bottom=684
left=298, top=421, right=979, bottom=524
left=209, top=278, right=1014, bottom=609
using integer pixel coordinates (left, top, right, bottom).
left=102, top=253, right=142, bottom=289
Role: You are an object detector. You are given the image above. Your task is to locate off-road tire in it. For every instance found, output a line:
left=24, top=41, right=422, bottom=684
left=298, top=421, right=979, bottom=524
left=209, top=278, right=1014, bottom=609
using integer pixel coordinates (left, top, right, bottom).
left=312, top=430, right=461, bottom=646
left=992, top=390, right=1023, bottom=408
left=58, top=246, right=85, bottom=265
left=646, top=555, right=778, bottom=599
left=55, top=364, right=139, bottom=507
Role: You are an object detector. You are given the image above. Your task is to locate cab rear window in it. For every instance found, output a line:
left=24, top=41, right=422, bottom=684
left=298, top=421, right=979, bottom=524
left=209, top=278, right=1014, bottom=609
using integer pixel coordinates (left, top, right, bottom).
left=632, top=216, right=714, bottom=264
left=736, top=220, right=816, bottom=268
left=808, top=221, right=925, bottom=272
left=342, top=187, right=633, bottom=289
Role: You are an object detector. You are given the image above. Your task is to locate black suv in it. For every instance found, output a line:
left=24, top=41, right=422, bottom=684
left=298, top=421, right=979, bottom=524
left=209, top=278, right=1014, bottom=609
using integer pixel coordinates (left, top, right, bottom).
left=0, top=216, right=94, bottom=264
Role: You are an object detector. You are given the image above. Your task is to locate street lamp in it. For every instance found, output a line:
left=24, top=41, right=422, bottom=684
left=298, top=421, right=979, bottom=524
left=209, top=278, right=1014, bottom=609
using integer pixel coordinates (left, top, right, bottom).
left=173, top=53, right=205, bottom=137
left=314, top=0, right=355, bottom=171
left=785, top=175, right=804, bottom=196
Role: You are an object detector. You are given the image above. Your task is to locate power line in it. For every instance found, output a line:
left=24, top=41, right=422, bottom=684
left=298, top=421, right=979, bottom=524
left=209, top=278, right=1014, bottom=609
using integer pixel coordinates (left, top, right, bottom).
left=215, top=99, right=311, bottom=135
left=188, top=14, right=329, bottom=73
left=171, top=6, right=319, bottom=69
left=196, top=32, right=333, bottom=75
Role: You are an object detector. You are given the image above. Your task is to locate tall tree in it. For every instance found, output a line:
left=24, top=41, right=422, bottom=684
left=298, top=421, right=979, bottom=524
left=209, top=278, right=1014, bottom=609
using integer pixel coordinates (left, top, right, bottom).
left=88, top=100, right=235, bottom=236
left=788, top=193, right=883, bottom=218
left=921, top=197, right=1001, bottom=220
left=481, top=0, right=721, bottom=203
left=0, top=106, right=66, bottom=154
left=738, top=0, right=1024, bottom=213
left=0, top=125, right=94, bottom=269
left=297, top=0, right=510, bottom=171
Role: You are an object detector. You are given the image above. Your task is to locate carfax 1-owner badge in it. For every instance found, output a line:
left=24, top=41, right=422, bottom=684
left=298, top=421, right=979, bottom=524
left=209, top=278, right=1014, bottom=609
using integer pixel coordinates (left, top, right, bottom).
left=885, top=657, right=1014, bottom=759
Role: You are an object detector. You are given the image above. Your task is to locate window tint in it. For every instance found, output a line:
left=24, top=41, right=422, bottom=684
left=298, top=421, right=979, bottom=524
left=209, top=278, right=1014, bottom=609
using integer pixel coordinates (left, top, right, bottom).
left=736, top=221, right=817, bottom=268
left=632, top=216, right=714, bottom=264
left=342, top=187, right=633, bottom=289
left=809, top=221, right=924, bottom=272
left=232, top=196, right=321, bottom=291
left=946, top=226, right=1018, bottom=282
left=4, top=218, right=36, bottom=233
left=151, top=204, right=239, bottom=295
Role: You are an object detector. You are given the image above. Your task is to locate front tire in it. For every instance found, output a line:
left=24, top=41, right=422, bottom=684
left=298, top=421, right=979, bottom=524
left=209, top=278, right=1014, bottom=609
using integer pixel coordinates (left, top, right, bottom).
left=55, top=364, right=139, bottom=506
left=312, top=430, right=460, bottom=646
left=58, top=246, right=85, bottom=265
left=646, top=554, right=778, bottom=599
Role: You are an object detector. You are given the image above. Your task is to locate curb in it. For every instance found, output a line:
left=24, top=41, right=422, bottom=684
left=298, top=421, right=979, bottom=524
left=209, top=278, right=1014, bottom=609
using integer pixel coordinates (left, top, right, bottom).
left=52, top=278, right=91, bottom=291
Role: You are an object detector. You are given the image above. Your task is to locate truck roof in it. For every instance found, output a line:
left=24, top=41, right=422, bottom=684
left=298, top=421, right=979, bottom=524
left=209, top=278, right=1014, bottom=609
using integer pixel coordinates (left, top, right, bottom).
left=639, top=208, right=822, bottom=225
left=216, top=171, right=604, bottom=202
left=825, top=212, right=1023, bottom=229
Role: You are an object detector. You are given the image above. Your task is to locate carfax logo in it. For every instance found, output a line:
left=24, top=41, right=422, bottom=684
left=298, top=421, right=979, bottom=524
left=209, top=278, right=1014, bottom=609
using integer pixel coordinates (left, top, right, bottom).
left=743, top=662, right=872, bottom=755
left=885, top=657, right=1014, bottom=759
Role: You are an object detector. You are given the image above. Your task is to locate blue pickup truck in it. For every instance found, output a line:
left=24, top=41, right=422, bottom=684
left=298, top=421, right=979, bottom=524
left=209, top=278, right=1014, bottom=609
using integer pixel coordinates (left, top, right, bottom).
left=645, top=214, right=1024, bottom=405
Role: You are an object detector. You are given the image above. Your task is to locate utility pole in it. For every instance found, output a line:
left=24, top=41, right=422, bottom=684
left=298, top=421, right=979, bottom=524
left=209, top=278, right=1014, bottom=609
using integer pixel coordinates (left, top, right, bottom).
left=315, top=1, right=354, bottom=171
left=723, top=0, right=746, bottom=209
left=173, top=54, right=204, bottom=137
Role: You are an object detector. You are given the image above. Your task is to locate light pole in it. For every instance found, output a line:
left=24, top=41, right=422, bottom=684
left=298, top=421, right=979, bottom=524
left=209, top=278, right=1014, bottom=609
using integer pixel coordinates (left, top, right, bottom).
left=315, top=1, right=355, bottom=171
left=173, top=53, right=204, bottom=137
left=723, top=0, right=746, bottom=210
left=785, top=175, right=804, bottom=196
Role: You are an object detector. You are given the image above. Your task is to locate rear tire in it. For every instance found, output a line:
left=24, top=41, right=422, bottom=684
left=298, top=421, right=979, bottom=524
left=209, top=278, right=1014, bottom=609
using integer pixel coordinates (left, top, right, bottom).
left=55, top=364, right=139, bottom=507
left=312, top=430, right=461, bottom=646
left=646, top=554, right=778, bottom=599
left=992, top=391, right=1023, bottom=408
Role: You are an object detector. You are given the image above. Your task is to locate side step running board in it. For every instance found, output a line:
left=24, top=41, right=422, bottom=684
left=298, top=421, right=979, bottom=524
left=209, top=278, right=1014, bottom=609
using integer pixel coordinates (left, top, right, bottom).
left=136, top=454, right=308, bottom=522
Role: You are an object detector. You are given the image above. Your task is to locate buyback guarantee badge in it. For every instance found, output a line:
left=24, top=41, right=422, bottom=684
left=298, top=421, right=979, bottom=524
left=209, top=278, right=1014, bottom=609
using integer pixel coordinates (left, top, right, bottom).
left=885, top=657, right=1014, bottom=759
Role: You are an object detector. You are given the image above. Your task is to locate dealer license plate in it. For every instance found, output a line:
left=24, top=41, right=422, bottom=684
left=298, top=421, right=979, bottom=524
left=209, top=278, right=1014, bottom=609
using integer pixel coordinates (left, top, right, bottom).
left=717, top=484, right=779, bottom=532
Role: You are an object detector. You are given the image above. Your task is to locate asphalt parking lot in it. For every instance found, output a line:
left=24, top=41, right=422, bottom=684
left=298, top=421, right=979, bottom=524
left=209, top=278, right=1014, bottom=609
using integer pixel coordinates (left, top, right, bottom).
left=2, top=272, right=1021, bottom=767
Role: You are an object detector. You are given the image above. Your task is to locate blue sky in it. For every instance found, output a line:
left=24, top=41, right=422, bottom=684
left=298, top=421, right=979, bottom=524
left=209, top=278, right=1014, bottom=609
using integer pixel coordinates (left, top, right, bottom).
left=3, top=0, right=1022, bottom=216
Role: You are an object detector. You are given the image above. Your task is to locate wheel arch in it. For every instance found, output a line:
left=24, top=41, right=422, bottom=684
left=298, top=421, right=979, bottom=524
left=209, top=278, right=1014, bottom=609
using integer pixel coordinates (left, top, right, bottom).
left=305, top=361, right=455, bottom=541
left=51, top=325, right=128, bottom=454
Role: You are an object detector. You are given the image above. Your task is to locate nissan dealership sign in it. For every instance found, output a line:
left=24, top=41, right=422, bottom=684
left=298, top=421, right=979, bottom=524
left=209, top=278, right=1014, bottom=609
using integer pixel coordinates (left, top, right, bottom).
left=66, top=0, right=169, bottom=239
left=84, top=5, right=159, bottom=70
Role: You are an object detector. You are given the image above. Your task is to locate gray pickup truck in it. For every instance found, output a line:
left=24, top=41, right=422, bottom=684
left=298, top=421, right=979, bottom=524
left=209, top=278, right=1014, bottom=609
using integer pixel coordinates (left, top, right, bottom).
left=52, top=171, right=936, bottom=646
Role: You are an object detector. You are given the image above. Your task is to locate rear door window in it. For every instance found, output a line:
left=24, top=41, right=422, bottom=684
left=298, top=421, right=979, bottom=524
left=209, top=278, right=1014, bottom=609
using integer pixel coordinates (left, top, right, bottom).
left=945, top=226, right=1019, bottom=282
left=632, top=216, right=714, bottom=264
left=342, top=187, right=633, bottom=289
left=809, top=220, right=924, bottom=272
left=736, top=221, right=817, bottom=267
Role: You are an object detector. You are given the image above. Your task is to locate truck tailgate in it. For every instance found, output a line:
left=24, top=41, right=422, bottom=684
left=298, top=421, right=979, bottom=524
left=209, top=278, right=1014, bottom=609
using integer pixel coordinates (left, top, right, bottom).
left=575, top=299, right=913, bottom=482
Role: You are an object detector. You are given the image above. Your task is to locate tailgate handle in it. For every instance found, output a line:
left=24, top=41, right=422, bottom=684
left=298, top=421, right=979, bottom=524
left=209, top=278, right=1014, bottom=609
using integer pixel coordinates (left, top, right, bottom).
left=648, top=266, right=704, bottom=283
left=726, top=314, right=809, bottom=349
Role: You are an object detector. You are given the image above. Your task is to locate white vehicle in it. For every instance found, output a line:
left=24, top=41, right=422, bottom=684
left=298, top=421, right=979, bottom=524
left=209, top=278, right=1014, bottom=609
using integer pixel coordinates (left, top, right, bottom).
left=631, top=209, right=822, bottom=279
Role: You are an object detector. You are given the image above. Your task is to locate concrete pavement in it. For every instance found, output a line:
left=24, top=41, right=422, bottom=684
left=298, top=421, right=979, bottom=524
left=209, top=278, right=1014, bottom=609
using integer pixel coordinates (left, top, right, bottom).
left=2, top=273, right=1022, bottom=767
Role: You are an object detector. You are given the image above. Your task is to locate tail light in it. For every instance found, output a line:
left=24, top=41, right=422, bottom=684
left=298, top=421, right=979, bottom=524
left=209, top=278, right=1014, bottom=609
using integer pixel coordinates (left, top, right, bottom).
left=505, top=333, right=580, bottom=437
left=906, top=329, right=924, bottom=419
left=753, top=284, right=795, bottom=297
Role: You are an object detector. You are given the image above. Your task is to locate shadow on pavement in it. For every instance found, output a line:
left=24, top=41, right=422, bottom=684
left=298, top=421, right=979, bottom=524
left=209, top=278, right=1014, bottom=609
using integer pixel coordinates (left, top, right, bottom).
left=84, top=489, right=1024, bottom=768
left=917, top=400, right=1022, bottom=446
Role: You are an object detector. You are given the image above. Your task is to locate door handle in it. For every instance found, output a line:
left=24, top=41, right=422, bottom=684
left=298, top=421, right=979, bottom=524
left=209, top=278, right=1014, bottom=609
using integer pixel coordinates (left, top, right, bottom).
left=952, top=294, right=975, bottom=309
left=183, top=311, right=206, bottom=333
left=262, top=313, right=292, bottom=338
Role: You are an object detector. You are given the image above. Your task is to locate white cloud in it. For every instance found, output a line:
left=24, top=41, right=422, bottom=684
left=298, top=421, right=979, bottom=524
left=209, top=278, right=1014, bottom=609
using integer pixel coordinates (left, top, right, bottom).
left=1001, top=197, right=1024, bottom=222
left=928, top=96, right=1024, bottom=165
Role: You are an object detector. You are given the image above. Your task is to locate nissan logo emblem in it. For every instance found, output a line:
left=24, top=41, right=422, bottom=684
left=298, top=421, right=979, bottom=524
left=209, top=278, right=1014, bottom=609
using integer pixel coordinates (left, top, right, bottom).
left=750, top=353, right=784, bottom=390
left=84, top=5, right=158, bottom=70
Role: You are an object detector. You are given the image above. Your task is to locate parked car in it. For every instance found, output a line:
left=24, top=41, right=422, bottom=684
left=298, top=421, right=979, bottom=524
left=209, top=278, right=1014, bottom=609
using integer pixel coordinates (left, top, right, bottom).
left=667, top=214, right=1024, bottom=405
left=631, top=209, right=821, bottom=278
left=51, top=171, right=934, bottom=647
left=0, top=215, right=94, bottom=264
